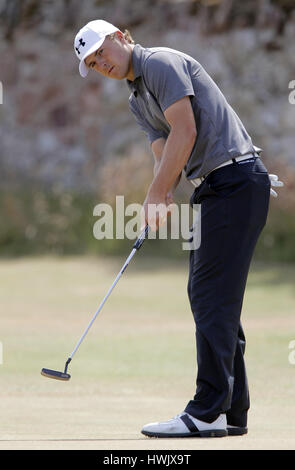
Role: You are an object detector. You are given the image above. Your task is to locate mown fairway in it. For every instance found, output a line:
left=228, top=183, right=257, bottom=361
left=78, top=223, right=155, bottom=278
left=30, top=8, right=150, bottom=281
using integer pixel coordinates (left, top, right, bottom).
left=0, top=255, right=294, bottom=450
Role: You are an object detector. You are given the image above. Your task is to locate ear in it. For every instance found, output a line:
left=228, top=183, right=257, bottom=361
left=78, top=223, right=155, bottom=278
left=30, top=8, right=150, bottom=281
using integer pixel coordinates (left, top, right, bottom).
left=115, top=30, right=125, bottom=42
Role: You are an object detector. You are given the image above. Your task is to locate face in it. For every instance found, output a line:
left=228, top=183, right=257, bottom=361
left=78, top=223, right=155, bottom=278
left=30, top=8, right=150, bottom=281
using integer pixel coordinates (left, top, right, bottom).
left=85, top=32, right=134, bottom=81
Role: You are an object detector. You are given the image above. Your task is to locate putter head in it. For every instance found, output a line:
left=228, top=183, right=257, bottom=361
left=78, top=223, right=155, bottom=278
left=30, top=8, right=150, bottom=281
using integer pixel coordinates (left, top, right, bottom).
left=41, top=368, right=71, bottom=381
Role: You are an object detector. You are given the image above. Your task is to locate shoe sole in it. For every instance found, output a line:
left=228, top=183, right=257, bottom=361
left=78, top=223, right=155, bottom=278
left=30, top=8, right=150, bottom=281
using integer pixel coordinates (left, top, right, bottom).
left=227, top=427, right=248, bottom=436
left=141, top=429, right=228, bottom=438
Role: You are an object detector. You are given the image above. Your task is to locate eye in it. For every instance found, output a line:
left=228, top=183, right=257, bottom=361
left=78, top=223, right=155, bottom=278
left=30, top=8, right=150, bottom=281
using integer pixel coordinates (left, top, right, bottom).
left=98, top=49, right=103, bottom=56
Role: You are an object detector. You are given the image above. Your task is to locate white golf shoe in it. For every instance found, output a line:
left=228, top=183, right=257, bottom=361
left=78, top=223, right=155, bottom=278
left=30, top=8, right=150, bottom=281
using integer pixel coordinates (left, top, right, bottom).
left=141, top=412, right=228, bottom=438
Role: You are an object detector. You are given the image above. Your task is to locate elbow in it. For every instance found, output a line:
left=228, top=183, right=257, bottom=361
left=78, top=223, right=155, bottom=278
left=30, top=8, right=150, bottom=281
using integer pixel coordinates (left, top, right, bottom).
left=190, top=126, right=197, bottom=142
left=185, top=125, right=197, bottom=146
left=177, top=119, right=197, bottom=142
left=170, top=122, right=197, bottom=146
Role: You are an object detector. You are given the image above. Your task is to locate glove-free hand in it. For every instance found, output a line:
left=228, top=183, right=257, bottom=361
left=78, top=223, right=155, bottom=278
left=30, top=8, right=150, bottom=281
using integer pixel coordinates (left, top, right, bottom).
left=269, top=174, right=284, bottom=198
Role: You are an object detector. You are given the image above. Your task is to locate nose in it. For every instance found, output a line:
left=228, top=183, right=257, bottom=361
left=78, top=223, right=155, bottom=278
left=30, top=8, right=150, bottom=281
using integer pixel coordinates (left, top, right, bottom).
left=95, top=56, right=108, bottom=71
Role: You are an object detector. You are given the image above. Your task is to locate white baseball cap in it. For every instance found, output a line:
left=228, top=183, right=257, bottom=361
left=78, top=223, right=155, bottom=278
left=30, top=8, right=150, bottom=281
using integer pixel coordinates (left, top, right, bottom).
left=74, top=20, right=120, bottom=78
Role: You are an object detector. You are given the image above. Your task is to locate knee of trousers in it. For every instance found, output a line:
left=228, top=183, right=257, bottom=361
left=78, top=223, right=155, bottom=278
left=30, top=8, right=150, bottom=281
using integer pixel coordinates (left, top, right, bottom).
left=190, top=302, right=242, bottom=362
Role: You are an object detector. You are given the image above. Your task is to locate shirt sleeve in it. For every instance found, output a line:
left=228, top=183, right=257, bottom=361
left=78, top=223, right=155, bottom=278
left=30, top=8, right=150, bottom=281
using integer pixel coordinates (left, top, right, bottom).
left=129, top=95, right=168, bottom=144
left=143, top=51, right=195, bottom=112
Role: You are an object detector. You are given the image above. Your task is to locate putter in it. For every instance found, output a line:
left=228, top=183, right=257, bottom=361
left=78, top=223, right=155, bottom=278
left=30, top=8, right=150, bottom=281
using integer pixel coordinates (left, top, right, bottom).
left=41, top=225, right=150, bottom=381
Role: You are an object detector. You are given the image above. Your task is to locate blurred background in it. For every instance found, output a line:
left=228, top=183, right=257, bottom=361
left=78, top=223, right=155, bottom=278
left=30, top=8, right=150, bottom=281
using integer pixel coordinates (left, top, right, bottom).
left=0, top=0, right=294, bottom=259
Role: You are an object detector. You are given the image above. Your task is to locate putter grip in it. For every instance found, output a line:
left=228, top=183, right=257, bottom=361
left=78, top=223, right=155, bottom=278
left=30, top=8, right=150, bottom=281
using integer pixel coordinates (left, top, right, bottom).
left=133, top=225, right=149, bottom=250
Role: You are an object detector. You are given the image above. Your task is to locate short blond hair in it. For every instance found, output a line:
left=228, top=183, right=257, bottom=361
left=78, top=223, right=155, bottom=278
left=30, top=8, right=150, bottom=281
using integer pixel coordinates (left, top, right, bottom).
left=108, top=29, right=135, bottom=44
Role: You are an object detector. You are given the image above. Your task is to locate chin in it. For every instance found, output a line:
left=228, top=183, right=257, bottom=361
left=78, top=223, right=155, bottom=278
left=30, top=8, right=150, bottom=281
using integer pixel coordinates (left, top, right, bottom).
left=112, top=70, right=125, bottom=80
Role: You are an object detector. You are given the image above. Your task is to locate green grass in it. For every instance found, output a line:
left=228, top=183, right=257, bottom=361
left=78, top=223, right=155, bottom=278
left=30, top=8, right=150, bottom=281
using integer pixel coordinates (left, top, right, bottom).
left=0, top=256, right=295, bottom=449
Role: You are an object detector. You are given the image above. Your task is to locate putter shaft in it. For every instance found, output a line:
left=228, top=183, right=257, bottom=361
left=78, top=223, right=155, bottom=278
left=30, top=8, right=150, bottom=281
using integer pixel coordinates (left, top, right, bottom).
left=68, top=225, right=149, bottom=362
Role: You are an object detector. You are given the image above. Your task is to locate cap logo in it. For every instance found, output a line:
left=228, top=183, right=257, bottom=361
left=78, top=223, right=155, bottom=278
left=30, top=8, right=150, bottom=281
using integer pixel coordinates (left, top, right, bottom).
left=75, top=37, right=86, bottom=55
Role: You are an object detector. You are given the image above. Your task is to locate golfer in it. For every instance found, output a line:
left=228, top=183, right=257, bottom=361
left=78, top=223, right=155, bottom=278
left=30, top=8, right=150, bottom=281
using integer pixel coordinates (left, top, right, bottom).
left=74, top=20, right=282, bottom=438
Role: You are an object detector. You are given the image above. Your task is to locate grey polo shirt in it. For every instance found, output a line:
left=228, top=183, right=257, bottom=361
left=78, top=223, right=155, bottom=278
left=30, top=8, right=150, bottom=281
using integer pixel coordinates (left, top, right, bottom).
left=127, top=44, right=259, bottom=180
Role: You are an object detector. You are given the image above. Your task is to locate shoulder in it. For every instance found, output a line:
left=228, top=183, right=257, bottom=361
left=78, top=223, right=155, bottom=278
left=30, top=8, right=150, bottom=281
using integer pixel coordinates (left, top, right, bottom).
left=142, top=47, right=190, bottom=70
left=141, top=48, right=198, bottom=86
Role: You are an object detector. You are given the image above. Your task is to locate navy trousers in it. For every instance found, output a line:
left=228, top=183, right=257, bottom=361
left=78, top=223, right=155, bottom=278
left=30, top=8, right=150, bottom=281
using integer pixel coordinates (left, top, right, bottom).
left=185, top=157, right=270, bottom=427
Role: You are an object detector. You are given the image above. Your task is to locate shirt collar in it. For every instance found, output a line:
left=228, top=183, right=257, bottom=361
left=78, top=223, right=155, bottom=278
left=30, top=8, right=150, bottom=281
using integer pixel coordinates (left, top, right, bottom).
left=126, top=44, right=144, bottom=91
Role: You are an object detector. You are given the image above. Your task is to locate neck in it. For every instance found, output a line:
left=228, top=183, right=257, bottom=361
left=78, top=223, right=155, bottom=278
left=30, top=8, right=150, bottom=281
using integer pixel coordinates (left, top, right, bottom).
left=125, top=44, right=135, bottom=81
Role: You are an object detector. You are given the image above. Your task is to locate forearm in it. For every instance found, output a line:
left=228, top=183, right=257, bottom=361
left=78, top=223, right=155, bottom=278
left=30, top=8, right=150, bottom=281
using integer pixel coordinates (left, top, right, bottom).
left=154, top=159, right=181, bottom=190
left=149, top=127, right=196, bottom=197
left=152, top=137, right=165, bottom=176
left=153, top=141, right=182, bottom=195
